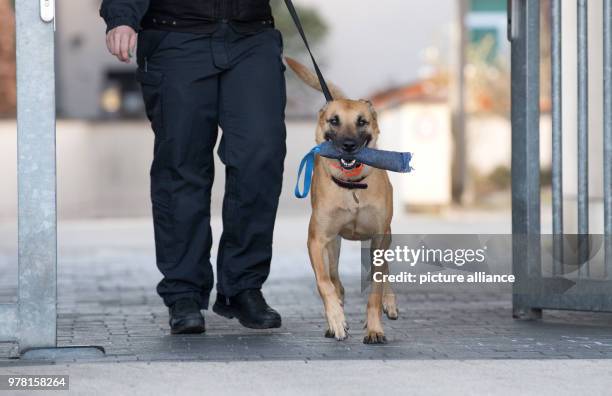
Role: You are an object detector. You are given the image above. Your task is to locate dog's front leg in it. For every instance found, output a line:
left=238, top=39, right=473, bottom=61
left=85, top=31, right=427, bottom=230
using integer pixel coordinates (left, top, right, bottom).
left=327, top=236, right=344, bottom=305
left=308, top=232, right=348, bottom=341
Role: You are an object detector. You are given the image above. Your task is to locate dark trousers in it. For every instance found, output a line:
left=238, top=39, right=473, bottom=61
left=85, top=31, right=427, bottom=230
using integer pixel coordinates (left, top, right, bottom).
left=136, top=24, right=287, bottom=309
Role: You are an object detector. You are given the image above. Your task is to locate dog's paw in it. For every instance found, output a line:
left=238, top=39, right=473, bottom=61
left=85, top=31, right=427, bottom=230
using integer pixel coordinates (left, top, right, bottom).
left=325, top=323, right=348, bottom=341
left=363, top=330, right=387, bottom=344
left=325, top=306, right=348, bottom=341
left=325, top=319, right=348, bottom=341
left=382, top=294, right=399, bottom=320
left=383, top=304, right=399, bottom=320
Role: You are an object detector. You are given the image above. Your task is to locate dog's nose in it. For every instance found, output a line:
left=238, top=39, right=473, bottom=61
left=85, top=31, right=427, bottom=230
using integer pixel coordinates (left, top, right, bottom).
left=341, top=139, right=358, bottom=153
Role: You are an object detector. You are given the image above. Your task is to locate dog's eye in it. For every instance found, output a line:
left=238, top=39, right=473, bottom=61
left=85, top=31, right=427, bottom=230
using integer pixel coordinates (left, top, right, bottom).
left=324, top=132, right=334, bottom=142
left=328, top=116, right=340, bottom=127
left=357, top=117, right=369, bottom=127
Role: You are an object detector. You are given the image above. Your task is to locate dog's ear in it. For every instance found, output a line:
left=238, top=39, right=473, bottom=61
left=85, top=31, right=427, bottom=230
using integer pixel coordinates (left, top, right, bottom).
left=285, top=56, right=347, bottom=99
left=360, top=99, right=378, bottom=121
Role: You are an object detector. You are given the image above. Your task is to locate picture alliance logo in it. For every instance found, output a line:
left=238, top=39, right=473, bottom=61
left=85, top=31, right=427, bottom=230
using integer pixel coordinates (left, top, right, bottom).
left=372, top=245, right=488, bottom=268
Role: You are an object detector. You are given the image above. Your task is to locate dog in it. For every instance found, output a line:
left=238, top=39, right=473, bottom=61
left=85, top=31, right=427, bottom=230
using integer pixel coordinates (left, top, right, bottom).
left=285, top=58, right=398, bottom=344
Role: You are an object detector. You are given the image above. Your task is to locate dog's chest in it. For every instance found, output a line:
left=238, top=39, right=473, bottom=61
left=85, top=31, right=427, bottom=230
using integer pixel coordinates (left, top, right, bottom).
left=337, top=191, right=382, bottom=239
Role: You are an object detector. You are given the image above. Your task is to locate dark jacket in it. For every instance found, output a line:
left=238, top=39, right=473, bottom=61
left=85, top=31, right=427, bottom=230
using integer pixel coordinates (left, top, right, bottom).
left=100, top=0, right=274, bottom=34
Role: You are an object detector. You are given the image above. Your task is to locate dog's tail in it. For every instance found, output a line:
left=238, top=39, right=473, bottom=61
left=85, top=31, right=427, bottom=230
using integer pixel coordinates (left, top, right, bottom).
left=284, top=57, right=346, bottom=100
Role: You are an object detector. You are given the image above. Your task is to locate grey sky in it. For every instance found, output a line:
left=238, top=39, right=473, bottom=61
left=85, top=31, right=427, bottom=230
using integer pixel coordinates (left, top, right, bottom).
left=293, top=0, right=456, bottom=98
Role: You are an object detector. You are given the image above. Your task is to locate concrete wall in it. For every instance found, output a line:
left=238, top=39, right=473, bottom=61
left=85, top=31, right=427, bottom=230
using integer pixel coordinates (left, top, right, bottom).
left=0, top=119, right=320, bottom=219
left=0, top=109, right=555, bottom=220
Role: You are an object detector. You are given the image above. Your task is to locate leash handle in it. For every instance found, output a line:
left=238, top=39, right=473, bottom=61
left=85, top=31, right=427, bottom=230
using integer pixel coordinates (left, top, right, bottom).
left=295, top=145, right=321, bottom=198
left=283, top=0, right=334, bottom=102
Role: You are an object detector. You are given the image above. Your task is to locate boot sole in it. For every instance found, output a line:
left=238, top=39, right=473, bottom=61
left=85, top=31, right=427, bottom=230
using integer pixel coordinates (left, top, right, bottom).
left=212, top=302, right=281, bottom=330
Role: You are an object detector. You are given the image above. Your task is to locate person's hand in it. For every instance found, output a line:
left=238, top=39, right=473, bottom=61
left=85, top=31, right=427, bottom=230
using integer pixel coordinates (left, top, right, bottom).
left=106, top=25, right=137, bottom=63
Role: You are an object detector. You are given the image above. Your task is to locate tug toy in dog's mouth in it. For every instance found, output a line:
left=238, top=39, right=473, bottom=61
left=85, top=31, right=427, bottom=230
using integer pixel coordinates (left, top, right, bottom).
left=295, top=142, right=413, bottom=198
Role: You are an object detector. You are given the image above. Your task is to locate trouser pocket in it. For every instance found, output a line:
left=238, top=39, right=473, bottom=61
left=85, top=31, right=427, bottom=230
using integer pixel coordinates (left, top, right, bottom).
left=136, top=69, right=165, bottom=137
left=136, top=30, right=171, bottom=68
left=151, top=177, right=176, bottom=265
left=136, top=68, right=176, bottom=264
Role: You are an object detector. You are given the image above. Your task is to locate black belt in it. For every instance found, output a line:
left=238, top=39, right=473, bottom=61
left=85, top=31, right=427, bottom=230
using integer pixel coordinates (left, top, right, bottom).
left=141, top=13, right=274, bottom=34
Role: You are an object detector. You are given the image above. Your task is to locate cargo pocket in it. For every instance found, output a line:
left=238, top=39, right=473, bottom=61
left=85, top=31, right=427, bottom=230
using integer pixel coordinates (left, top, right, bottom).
left=137, top=68, right=175, bottom=264
left=150, top=182, right=176, bottom=265
left=136, top=69, right=165, bottom=138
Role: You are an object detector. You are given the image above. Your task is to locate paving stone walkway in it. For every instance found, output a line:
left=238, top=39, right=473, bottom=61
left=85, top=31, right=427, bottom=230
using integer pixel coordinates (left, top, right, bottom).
left=1, top=214, right=612, bottom=365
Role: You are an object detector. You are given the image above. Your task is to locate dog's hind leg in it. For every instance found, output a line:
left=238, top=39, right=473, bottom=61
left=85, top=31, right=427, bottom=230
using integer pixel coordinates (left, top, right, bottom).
left=327, top=236, right=344, bottom=305
left=374, top=231, right=398, bottom=320
left=364, top=233, right=393, bottom=344
left=382, top=281, right=399, bottom=320
left=308, top=231, right=348, bottom=341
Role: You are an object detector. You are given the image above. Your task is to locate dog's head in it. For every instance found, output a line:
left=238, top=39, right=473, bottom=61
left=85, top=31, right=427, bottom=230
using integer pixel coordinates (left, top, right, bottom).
left=316, top=100, right=380, bottom=177
left=285, top=57, right=380, bottom=180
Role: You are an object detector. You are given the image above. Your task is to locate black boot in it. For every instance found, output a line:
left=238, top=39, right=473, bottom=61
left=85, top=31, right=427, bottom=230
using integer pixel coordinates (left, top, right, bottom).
left=169, top=299, right=206, bottom=335
left=213, top=289, right=281, bottom=329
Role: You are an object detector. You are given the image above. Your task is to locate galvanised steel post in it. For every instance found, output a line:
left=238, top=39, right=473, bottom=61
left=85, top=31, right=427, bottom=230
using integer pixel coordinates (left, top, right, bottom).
left=604, top=0, right=612, bottom=276
left=15, top=0, right=58, bottom=351
left=0, top=0, right=57, bottom=350
left=0, top=0, right=104, bottom=360
left=510, top=0, right=542, bottom=320
left=551, top=0, right=564, bottom=276
left=577, top=0, right=590, bottom=277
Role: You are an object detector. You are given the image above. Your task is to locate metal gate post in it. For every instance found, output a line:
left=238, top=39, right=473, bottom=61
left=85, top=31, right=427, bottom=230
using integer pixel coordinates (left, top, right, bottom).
left=0, top=0, right=57, bottom=353
left=16, top=0, right=58, bottom=352
left=0, top=0, right=103, bottom=360
left=510, top=0, right=542, bottom=319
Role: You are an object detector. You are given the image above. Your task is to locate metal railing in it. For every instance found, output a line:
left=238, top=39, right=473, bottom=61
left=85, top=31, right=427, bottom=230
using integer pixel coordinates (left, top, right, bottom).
left=511, top=0, right=612, bottom=316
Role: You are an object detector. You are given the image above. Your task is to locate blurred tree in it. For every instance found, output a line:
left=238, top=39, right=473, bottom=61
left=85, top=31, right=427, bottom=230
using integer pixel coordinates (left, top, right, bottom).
left=465, top=34, right=510, bottom=117
left=271, top=0, right=328, bottom=55
left=0, top=0, right=16, bottom=117
left=270, top=0, right=330, bottom=116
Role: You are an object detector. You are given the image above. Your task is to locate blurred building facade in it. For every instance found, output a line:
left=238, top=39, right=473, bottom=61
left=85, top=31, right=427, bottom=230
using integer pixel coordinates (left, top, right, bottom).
left=54, top=0, right=327, bottom=120
left=56, top=0, right=141, bottom=119
left=0, top=0, right=16, bottom=117
left=372, top=80, right=452, bottom=210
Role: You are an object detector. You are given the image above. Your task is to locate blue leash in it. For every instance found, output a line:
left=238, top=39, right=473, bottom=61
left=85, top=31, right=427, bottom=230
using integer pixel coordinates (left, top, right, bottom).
left=295, top=145, right=322, bottom=198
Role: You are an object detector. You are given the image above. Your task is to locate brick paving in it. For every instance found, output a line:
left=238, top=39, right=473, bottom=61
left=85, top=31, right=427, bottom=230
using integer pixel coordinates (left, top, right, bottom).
left=1, top=215, right=612, bottom=365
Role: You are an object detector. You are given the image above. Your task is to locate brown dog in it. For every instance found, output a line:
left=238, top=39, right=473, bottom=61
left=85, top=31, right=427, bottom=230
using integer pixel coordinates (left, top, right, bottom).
left=286, top=58, right=398, bottom=344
